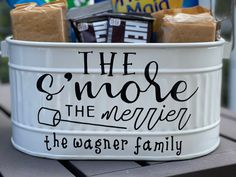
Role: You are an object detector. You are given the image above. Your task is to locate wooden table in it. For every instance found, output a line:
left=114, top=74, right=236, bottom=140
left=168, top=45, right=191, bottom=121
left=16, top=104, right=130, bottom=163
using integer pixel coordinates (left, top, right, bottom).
left=0, top=84, right=236, bottom=177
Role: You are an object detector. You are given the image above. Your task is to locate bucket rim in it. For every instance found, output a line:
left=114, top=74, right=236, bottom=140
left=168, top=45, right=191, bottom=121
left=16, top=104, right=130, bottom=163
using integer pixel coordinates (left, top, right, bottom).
left=5, top=36, right=225, bottom=48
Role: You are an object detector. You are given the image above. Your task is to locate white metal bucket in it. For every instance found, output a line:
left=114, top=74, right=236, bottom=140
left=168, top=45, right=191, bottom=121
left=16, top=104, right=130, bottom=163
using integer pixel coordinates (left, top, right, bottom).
left=2, top=37, right=224, bottom=160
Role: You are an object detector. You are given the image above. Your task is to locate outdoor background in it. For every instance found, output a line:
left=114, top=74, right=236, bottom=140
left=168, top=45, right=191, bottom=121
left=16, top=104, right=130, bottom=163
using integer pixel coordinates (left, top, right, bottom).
left=0, top=0, right=11, bottom=83
left=0, top=0, right=232, bottom=108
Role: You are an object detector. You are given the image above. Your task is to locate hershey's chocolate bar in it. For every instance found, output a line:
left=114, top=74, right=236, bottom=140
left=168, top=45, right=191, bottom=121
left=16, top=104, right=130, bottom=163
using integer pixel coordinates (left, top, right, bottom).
left=107, top=18, right=152, bottom=43
left=70, top=12, right=153, bottom=43
left=71, top=17, right=108, bottom=43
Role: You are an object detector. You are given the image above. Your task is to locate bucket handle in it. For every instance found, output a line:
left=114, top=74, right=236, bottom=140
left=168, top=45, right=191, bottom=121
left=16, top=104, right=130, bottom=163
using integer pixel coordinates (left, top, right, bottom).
left=0, top=40, right=8, bottom=58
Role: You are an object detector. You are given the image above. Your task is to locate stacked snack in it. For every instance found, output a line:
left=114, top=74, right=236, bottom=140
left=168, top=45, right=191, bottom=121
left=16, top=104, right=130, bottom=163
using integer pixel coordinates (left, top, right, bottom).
left=106, top=13, right=153, bottom=43
left=68, top=1, right=154, bottom=43
left=9, top=0, right=220, bottom=43
left=152, top=6, right=217, bottom=42
left=69, top=14, right=153, bottom=43
left=10, top=1, right=68, bottom=42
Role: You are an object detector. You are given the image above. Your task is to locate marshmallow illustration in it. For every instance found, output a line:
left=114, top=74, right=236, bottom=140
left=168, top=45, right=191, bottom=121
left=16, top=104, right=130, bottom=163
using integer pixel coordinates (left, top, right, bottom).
left=38, top=107, right=61, bottom=126
left=37, top=107, right=126, bottom=129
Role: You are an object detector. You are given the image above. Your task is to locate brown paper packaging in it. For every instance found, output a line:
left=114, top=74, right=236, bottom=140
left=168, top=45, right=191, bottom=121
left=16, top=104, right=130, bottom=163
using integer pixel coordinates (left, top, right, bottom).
left=152, top=6, right=216, bottom=43
left=10, top=2, right=68, bottom=42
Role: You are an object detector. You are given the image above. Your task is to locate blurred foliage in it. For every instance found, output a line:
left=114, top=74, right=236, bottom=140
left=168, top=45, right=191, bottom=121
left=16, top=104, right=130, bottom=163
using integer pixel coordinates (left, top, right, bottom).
left=0, top=1, right=11, bottom=40
left=0, top=57, right=9, bottom=83
left=222, top=59, right=229, bottom=107
left=0, top=0, right=11, bottom=83
left=214, top=0, right=234, bottom=42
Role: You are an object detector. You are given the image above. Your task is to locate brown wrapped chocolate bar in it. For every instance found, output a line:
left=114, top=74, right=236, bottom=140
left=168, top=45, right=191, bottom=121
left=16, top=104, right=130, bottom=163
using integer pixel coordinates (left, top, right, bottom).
left=70, top=15, right=109, bottom=43
left=10, top=1, right=68, bottom=42
left=107, top=13, right=153, bottom=43
left=152, top=6, right=217, bottom=43
left=67, top=1, right=112, bottom=43
left=67, top=2, right=153, bottom=43
left=69, top=12, right=153, bottom=43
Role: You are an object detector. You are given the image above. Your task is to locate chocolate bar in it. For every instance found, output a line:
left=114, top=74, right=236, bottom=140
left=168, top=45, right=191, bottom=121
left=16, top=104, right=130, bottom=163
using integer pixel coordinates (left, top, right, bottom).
left=70, top=12, right=153, bottom=43
left=107, top=13, right=153, bottom=43
left=71, top=16, right=108, bottom=43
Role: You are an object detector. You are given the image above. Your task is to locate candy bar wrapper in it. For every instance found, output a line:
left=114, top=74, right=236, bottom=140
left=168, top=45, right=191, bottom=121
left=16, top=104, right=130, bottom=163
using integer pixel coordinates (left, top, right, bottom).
left=67, top=1, right=112, bottom=42
left=69, top=12, right=153, bottom=43
left=11, top=1, right=68, bottom=42
left=70, top=16, right=108, bottom=43
left=107, top=13, right=153, bottom=43
left=151, top=6, right=216, bottom=42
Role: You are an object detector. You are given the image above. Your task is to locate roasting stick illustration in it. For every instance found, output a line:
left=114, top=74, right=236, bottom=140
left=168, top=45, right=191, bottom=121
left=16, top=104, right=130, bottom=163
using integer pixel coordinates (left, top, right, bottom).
left=37, top=107, right=127, bottom=129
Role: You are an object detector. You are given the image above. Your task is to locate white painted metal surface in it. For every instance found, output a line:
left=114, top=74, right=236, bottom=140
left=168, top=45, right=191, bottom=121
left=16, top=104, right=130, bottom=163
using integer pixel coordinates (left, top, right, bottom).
left=3, top=37, right=224, bottom=160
